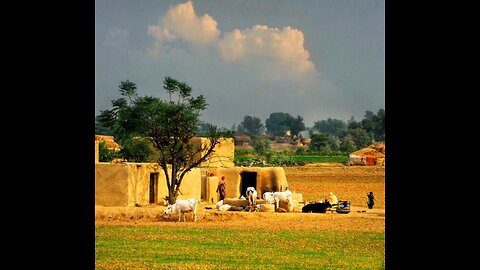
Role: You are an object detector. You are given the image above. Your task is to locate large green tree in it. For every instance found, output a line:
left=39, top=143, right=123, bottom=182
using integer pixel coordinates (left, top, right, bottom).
left=238, top=115, right=264, bottom=137
left=312, top=118, right=348, bottom=138
left=265, top=112, right=294, bottom=137
left=290, top=115, right=306, bottom=138
left=97, top=77, right=228, bottom=204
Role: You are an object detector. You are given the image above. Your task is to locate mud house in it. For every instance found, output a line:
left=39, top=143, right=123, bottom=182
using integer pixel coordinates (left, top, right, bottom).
left=95, top=136, right=296, bottom=208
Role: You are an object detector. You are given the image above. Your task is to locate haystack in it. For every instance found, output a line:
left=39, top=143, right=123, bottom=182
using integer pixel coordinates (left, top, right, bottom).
left=348, top=143, right=385, bottom=166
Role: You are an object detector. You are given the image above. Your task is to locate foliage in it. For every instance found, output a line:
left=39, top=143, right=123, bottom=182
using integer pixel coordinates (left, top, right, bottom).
left=95, top=116, right=114, bottom=136
left=265, top=112, right=294, bottom=137
left=119, top=138, right=156, bottom=163
left=238, top=115, right=264, bottom=137
left=264, top=112, right=306, bottom=138
left=98, top=141, right=119, bottom=162
left=290, top=115, right=306, bottom=137
left=312, top=118, right=348, bottom=138
left=347, top=128, right=373, bottom=149
left=339, top=135, right=357, bottom=152
left=96, top=226, right=385, bottom=269
left=253, top=138, right=272, bottom=164
left=308, top=132, right=340, bottom=151
left=97, top=77, right=229, bottom=204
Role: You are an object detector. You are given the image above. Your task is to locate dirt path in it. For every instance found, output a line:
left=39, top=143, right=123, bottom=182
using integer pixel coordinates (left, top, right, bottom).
left=95, top=203, right=384, bottom=232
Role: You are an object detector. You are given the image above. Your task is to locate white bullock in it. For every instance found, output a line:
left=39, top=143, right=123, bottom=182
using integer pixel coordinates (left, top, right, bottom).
left=164, top=198, right=199, bottom=222
left=263, top=190, right=293, bottom=209
left=246, top=187, right=258, bottom=206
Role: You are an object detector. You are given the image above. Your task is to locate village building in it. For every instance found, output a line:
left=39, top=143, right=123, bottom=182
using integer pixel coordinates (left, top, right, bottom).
left=95, top=135, right=301, bottom=211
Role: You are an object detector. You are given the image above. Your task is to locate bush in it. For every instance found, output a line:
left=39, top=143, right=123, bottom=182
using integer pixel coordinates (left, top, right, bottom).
left=99, top=141, right=119, bottom=162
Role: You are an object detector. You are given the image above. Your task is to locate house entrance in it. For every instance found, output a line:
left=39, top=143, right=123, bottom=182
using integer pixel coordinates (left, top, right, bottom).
left=240, top=172, right=257, bottom=197
left=149, top=173, right=158, bottom=204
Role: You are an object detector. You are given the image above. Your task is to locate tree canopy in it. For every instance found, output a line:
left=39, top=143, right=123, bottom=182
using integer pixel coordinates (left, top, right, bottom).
left=238, top=115, right=264, bottom=137
left=97, top=77, right=229, bottom=204
left=265, top=112, right=305, bottom=137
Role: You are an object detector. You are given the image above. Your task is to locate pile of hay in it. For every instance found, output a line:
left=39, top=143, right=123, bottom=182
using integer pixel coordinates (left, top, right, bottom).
left=349, top=143, right=385, bottom=166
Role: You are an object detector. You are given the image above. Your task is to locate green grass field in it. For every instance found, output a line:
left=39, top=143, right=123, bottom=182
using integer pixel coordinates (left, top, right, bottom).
left=96, top=226, right=385, bottom=269
left=234, top=156, right=349, bottom=163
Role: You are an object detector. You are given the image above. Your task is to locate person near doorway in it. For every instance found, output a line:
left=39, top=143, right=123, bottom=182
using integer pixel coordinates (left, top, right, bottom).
left=216, top=176, right=226, bottom=201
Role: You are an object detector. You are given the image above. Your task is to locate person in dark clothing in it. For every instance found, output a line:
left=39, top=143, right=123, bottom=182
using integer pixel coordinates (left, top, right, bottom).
left=367, top=191, right=375, bottom=209
left=216, top=176, right=226, bottom=201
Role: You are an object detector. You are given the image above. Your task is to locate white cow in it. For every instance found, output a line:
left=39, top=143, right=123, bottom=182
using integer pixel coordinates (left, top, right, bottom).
left=262, top=191, right=276, bottom=204
left=164, top=198, right=199, bottom=222
left=246, top=187, right=258, bottom=206
left=263, top=190, right=293, bottom=209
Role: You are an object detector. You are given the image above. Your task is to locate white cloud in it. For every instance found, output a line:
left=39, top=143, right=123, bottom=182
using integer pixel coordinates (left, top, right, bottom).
left=148, top=25, right=176, bottom=42
left=218, top=25, right=316, bottom=74
left=161, top=0, right=220, bottom=45
left=147, top=25, right=176, bottom=59
left=147, top=1, right=317, bottom=78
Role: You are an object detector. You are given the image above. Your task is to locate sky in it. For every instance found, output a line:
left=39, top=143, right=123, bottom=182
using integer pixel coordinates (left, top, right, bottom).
left=95, top=0, right=384, bottom=129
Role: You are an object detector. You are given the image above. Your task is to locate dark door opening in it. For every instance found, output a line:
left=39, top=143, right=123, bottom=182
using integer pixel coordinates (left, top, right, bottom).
left=149, top=173, right=158, bottom=204
left=240, top=172, right=257, bottom=197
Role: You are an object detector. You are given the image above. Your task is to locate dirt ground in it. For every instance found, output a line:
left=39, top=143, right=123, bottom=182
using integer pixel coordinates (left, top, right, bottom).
left=96, top=166, right=385, bottom=232
left=95, top=204, right=384, bottom=232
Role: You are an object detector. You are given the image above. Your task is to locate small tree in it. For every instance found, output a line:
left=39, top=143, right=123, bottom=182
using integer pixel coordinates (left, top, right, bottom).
left=97, top=77, right=229, bottom=204
left=253, top=138, right=272, bottom=164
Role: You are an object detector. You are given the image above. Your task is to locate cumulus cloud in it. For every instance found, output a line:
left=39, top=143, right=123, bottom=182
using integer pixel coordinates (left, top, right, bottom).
left=148, top=1, right=317, bottom=76
left=159, top=1, right=219, bottom=45
left=218, top=25, right=316, bottom=74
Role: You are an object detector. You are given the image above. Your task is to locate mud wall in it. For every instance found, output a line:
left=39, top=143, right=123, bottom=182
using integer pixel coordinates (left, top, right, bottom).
left=95, top=163, right=201, bottom=206
left=206, top=167, right=289, bottom=203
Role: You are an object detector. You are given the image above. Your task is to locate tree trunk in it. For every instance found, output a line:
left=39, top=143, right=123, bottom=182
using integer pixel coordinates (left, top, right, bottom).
left=168, top=188, right=176, bottom=204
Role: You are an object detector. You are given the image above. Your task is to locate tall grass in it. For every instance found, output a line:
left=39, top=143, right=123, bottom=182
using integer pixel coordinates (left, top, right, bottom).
left=96, top=226, right=385, bottom=269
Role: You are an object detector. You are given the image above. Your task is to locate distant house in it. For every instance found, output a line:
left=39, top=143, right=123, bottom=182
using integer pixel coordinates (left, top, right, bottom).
left=234, top=135, right=252, bottom=146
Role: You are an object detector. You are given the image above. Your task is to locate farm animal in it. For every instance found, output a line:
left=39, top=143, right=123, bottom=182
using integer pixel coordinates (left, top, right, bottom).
left=263, top=190, right=293, bottom=209
left=262, top=191, right=275, bottom=203
left=164, top=198, right=199, bottom=222
left=246, top=187, right=258, bottom=206
left=301, top=201, right=332, bottom=213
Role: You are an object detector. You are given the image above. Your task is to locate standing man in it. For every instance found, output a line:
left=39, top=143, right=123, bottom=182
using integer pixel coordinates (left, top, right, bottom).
left=367, top=191, right=375, bottom=209
left=216, top=176, right=226, bottom=201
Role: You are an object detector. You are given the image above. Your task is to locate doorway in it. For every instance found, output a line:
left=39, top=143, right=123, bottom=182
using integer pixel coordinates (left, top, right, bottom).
left=240, top=172, right=257, bottom=197
left=149, top=173, right=158, bottom=204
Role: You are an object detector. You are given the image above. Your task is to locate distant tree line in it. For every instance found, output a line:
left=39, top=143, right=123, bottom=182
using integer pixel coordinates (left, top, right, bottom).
left=229, top=109, right=384, bottom=153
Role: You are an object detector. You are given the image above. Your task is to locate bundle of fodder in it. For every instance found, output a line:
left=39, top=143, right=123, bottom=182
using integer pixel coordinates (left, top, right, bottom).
left=350, top=147, right=385, bottom=158
left=278, top=199, right=302, bottom=212
left=259, top=204, right=275, bottom=212
left=349, top=145, right=385, bottom=166
left=369, top=142, right=385, bottom=154
left=224, top=198, right=249, bottom=207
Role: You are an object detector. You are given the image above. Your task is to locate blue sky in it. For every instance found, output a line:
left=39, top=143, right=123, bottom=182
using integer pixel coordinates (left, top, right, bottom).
left=95, top=0, right=384, bottom=128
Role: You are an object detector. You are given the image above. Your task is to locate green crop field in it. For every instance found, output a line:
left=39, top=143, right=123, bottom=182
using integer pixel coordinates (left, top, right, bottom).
left=234, top=156, right=348, bottom=163
left=96, top=226, right=385, bottom=269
